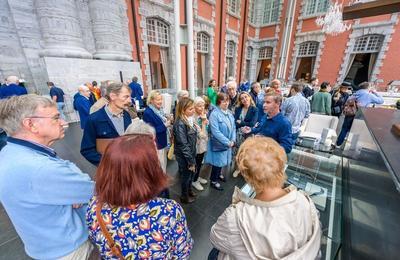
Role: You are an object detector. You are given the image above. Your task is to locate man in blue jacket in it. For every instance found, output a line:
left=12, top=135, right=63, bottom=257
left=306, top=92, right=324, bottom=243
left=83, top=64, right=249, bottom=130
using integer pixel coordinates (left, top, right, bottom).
left=243, top=92, right=293, bottom=153
left=0, top=76, right=27, bottom=99
left=0, top=94, right=94, bottom=259
left=129, top=76, right=144, bottom=108
left=81, top=82, right=132, bottom=165
left=73, top=85, right=92, bottom=129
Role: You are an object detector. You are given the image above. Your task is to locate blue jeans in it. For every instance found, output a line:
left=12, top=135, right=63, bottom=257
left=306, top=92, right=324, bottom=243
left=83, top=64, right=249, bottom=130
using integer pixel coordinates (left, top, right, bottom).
left=336, top=116, right=355, bottom=146
left=0, top=130, right=7, bottom=151
left=57, top=102, right=65, bottom=120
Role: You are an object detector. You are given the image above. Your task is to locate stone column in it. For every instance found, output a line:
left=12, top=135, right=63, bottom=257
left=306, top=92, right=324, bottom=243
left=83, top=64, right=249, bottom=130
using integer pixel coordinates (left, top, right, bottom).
left=35, top=0, right=92, bottom=58
left=88, top=0, right=132, bottom=61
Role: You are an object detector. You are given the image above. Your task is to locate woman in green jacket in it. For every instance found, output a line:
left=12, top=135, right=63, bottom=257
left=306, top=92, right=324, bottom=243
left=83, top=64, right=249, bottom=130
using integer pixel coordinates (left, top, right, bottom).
left=207, top=79, right=218, bottom=105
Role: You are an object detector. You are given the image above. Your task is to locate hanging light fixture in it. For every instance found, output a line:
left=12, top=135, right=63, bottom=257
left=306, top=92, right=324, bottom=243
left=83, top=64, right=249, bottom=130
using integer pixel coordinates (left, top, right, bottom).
left=316, top=1, right=352, bottom=36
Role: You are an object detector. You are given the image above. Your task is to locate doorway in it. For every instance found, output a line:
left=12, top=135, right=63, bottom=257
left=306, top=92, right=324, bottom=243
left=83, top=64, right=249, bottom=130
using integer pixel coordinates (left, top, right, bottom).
left=257, top=59, right=272, bottom=82
left=345, top=53, right=373, bottom=86
left=295, top=57, right=314, bottom=82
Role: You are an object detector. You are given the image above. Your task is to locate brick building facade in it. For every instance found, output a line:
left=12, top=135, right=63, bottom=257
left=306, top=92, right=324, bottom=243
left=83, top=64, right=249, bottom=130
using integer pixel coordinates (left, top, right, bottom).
left=128, top=0, right=400, bottom=94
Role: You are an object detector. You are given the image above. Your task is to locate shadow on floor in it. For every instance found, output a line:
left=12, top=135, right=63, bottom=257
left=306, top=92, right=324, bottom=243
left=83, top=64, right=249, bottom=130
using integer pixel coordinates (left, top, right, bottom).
left=0, top=123, right=243, bottom=260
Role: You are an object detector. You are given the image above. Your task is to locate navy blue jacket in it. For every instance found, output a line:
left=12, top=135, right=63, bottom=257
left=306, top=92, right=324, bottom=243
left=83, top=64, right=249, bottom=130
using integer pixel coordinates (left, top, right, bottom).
left=251, top=113, right=293, bottom=153
left=234, top=106, right=259, bottom=129
left=129, top=82, right=144, bottom=107
left=0, top=84, right=27, bottom=99
left=80, top=107, right=131, bottom=165
left=143, top=107, right=168, bottom=149
left=73, top=93, right=91, bottom=129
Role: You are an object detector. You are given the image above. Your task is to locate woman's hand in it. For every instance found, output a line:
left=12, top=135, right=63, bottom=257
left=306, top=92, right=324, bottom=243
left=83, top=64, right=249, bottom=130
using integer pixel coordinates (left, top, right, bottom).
left=188, top=165, right=196, bottom=172
left=229, top=141, right=235, bottom=147
left=236, top=120, right=241, bottom=124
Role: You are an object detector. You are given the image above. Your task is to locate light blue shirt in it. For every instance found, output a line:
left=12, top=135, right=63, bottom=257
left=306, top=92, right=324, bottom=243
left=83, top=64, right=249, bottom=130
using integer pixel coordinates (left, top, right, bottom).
left=0, top=138, right=94, bottom=259
left=353, top=89, right=384, bottom=107
left=281, top=93, right=310, bottom=134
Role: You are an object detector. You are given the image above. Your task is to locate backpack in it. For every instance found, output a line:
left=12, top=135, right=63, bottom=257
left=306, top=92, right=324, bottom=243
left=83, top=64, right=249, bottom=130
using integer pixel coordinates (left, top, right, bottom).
left=343, top=97, right=358, bottom=117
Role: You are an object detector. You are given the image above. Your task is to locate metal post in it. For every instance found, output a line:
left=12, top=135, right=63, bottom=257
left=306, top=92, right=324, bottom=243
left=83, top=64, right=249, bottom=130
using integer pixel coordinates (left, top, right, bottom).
left=186, top=0, right=195, bottom=98
left=174, top=0, right=182, bottom=92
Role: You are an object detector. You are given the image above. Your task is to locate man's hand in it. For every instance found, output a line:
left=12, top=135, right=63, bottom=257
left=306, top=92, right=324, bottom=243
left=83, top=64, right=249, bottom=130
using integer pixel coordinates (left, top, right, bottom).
left=236, top=120, right=241, bottom=124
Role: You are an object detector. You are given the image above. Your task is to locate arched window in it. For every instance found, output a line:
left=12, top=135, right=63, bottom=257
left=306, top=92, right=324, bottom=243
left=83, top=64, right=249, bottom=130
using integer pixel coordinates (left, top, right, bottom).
left=259, top=47, right=273, bottom=59
left=196, top=32, right=209, bottom=53
left=146, top=18, right=169, bottom=46
left=353, top=34, right=384, bottom=53
left=298, top=41, right=319, bottom=57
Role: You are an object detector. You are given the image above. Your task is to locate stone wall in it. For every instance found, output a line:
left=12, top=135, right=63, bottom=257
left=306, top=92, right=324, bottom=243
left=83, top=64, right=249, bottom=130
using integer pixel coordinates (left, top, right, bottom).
left=0, top=0, right=140, bottom=122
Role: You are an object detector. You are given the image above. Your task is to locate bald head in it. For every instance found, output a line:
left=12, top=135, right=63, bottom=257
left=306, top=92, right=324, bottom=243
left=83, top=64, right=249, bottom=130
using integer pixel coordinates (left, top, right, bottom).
left=78, top=85, right=91, bottom=98
left=6, top=76, right=19, bottom=85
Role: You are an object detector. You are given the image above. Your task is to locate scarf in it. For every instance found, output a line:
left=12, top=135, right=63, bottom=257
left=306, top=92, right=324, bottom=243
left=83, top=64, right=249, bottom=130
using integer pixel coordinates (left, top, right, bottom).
left=149, top=104, right=167, bottom=124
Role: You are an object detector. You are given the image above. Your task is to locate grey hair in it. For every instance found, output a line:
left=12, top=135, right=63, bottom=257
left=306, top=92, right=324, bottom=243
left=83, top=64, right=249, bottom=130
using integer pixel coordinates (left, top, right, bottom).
left=124, top=119, right=155, bottom=137
left=194, top=96, right=205, bottom=105
left=177, top=90, right=189, bottom=99
left=226, top=81, right=237, bottom=89
left=106, top=82, right=131, bottom=98
left=0, top=94, right=55, bottom=135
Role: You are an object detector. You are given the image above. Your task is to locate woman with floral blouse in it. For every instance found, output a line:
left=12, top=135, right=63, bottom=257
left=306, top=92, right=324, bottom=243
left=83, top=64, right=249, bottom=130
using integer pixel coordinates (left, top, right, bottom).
left=86, top=135, right=193, bottom=259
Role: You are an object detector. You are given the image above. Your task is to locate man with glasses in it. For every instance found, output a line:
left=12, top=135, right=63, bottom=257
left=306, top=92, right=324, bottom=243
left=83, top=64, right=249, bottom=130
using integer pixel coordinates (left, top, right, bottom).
left=0, top=94, right=94, bottom=259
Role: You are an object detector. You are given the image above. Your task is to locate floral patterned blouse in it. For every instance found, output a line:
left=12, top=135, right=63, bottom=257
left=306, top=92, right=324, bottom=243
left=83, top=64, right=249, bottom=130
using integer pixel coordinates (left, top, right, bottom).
left=86, top=196, right=193, bottom=259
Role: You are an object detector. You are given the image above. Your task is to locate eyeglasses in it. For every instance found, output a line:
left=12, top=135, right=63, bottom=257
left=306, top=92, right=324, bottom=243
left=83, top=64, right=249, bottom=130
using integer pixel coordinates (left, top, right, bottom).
left=28, top=114, right=62, bottom=121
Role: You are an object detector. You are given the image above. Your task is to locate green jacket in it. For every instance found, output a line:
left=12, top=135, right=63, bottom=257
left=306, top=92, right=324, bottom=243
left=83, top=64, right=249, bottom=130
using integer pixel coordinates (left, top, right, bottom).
left=207, top=87, right=217, bottom=105
left=311, top=91, right=331, bottom=115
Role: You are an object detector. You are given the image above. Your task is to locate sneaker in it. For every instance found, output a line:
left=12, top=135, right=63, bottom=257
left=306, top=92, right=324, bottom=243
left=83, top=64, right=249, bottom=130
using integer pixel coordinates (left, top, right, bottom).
left=211, top=181, right=224, bottom=191
left=232, top=170, right=240, bottom=178
left=192, top=181, right=204, bottom=191
left=198, top=177, right=208, bottom=185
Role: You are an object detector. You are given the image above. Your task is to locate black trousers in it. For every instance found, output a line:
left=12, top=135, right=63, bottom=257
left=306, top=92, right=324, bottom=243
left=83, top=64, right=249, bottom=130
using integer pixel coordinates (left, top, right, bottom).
left=176, top=156, right=194, bottom=197
left=194, top=153, right=205, bottom=182
left=210, top=165, right=222, bottom=182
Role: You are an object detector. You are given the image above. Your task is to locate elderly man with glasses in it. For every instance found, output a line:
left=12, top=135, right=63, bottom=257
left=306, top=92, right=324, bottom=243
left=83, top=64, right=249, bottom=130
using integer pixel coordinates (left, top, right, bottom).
left=0, top=94, right=94, bottom=260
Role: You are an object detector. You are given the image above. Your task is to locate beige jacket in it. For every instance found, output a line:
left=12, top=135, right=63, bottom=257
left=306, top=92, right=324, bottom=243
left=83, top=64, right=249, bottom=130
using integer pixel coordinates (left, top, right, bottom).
left=210, top=185, right=321, bottom=260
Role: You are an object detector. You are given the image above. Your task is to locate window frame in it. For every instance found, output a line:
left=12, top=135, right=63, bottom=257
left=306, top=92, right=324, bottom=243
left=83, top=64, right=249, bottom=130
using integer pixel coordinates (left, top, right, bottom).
left=297, top=41, right=319, bottom=57
left=146, top=18, right=169, bottom=47
left=258, top=47, right=273, bottom=60
left=196, top=32, right=210, bottom=54
left=303, top=0, right=330, bottom=17
left=227, top=41, right=236, bottom=58
left=228, top=0, right=241, bottom=16
left=262, top=0, right=280, bottom=25
left=352, top=34, right=384, bottom=54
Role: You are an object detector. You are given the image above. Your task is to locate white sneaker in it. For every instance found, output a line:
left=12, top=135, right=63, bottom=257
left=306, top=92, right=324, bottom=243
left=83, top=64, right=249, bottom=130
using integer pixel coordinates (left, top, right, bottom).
left=233, top=170, right=240, bottom=178
left=198, top=177, right=208, bottom=185
left=192, top=181, right=204, bottom=191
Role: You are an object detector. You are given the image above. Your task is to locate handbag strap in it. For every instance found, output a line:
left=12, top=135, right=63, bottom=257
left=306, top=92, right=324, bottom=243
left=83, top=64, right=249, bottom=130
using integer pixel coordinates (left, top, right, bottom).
left=95, top=202, right=125, bottom=260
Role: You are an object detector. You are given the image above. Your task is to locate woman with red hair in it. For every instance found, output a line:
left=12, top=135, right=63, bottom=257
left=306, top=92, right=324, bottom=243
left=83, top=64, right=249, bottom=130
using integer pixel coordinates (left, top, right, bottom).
left=86, top=135, right=193, bottom=259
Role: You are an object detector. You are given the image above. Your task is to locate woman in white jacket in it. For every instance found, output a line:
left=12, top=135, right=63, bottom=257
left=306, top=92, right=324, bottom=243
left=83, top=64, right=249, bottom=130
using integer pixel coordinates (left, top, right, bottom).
left=209, top=136, right=321, bottom=260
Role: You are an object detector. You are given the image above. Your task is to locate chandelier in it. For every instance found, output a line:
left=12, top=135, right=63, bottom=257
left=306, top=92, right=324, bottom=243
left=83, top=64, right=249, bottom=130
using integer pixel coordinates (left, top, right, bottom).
left=316, top=2, right=351, bottom=36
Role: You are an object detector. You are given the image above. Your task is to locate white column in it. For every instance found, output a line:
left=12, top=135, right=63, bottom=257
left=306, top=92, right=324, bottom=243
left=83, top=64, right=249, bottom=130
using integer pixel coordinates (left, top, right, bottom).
left=277, top=0, right=296, bottom=79
left=35, top=0, right=92, bottom=59
left=174, top=0, right=182, bottom=92
left=186, top=0, right=195, bottom=98
left=88, top=0, right=132, bottom=61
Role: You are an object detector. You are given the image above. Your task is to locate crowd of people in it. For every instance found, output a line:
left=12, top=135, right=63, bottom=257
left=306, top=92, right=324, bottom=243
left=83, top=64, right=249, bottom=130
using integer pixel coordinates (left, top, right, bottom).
left=0, top=73, right=387, bottom=259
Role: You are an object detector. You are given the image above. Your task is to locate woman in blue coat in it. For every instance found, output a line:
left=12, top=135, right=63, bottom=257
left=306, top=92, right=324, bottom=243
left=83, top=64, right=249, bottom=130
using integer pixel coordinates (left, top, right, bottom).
left=205, top=93, right=236, bottom=191
left=234, top=91, right=259, bottom=130
left=143, top=90, right=172, bottom=173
